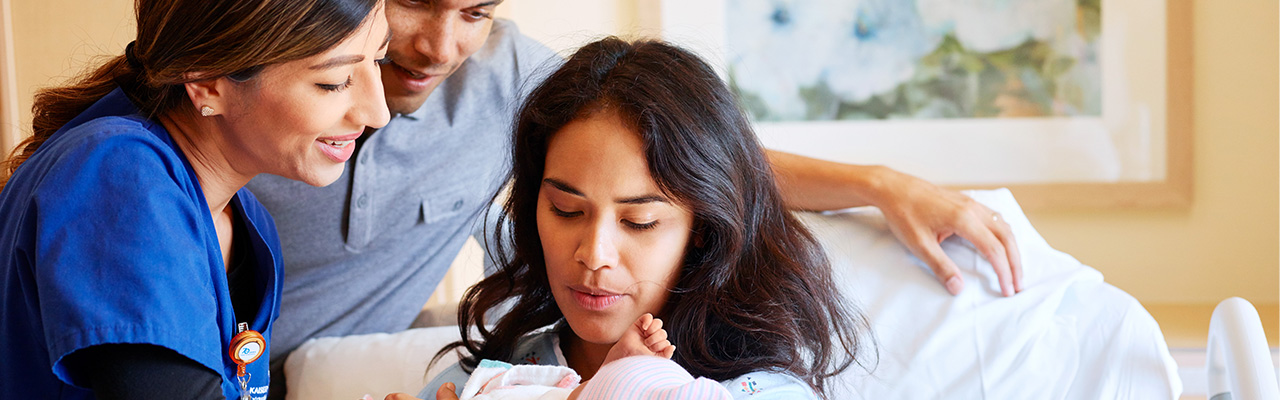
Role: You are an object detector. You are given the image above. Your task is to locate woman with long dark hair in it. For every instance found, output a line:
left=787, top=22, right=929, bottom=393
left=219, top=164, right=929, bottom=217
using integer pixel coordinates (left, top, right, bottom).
left=0, top=0, right=390, bottom=398
left=398, top=37, right=870, bottom=400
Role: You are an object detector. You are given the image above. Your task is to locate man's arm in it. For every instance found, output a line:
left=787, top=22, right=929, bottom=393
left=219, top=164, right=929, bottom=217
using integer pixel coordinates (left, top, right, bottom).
left=766, top=149, right=1022, bottom=297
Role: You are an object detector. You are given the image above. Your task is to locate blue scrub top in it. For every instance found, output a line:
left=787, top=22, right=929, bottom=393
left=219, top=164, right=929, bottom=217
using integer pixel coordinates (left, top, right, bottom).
left=0, top=88, right=283, bottom=399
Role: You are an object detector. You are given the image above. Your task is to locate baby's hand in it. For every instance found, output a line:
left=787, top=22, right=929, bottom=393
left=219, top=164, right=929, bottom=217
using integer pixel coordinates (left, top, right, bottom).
left=603, top=313, right=675, bottom=365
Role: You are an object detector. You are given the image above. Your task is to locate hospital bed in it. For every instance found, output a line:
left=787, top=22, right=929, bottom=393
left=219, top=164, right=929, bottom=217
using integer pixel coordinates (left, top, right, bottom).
left=282, top=189, right=1277, bottom=399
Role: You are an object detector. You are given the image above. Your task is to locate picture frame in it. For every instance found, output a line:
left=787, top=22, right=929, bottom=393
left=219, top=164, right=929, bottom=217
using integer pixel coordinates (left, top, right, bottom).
left=652, top=0, right=1192, bottom=209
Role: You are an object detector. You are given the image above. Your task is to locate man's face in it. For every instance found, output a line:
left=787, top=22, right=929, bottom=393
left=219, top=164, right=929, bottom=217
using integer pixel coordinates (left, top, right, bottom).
left=381, top=0, right=499, bottom=115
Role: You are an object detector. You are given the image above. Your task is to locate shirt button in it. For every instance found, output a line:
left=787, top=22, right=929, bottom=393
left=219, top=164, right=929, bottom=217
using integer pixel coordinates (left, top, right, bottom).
left=452, top=200, right=463, bottom=211
left=359, top=156, right=367, bottom=165
left=357, top=194, right=369, bottom=209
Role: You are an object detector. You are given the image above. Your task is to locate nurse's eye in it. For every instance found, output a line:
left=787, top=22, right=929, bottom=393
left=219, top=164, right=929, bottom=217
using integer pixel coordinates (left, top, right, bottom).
left=623, top=219, right=659, bottom=231
left=550, top=204, right=582, bottom=218
left=317, top=77, right=353, bottom=92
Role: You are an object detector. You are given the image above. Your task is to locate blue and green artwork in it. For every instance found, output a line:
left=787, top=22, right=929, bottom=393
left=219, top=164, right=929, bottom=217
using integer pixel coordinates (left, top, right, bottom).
left=727, top=0, right=1102, bottom=121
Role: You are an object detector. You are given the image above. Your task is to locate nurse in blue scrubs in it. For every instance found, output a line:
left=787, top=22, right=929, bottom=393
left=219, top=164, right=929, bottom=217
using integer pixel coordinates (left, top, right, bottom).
left=0, top=0, right=390, bottom=398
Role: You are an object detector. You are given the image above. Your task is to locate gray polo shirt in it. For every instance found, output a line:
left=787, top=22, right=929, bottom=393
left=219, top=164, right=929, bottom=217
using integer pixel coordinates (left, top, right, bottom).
left=246, top=19, right=559, bottom=364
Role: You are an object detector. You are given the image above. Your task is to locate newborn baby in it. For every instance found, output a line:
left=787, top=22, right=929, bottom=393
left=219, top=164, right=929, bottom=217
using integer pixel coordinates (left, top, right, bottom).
left=459, top=314, right=730, bottom=400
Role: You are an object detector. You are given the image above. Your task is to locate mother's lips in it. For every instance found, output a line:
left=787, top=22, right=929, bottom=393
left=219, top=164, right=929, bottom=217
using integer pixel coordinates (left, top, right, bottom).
left=570, top=287, right=624, bottom=311
left=569, top=284, right=622, bottom=296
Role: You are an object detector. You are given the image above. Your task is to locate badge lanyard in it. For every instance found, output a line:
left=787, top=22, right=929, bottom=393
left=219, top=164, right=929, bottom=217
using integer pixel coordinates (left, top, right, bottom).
left=229, top=322, right=265, bottom=400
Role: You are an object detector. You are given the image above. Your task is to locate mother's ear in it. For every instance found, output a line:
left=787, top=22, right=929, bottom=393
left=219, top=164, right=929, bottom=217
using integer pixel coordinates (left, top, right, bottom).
left=182, top=72, right=230, bottom=117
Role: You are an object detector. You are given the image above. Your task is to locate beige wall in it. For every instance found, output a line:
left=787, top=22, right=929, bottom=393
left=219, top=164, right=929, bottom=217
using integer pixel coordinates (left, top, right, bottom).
left=1026, top=0, right=1278, bottom=305
left=494, top=0, right=655, bottom=56
left=10, top=0, right=134, bottom=136
left=9, top=1, right=1278, bottom=306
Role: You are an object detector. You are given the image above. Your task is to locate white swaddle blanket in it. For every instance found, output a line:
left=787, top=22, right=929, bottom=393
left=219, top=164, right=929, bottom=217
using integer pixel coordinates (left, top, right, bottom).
left=459, top=360, right=579, bottom=400
left=458, top=357, right=732, bottom=400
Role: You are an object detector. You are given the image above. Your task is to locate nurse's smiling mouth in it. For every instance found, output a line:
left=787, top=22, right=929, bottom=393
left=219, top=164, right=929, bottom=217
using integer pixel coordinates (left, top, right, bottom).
left=315, top=131, right=362, bottom=162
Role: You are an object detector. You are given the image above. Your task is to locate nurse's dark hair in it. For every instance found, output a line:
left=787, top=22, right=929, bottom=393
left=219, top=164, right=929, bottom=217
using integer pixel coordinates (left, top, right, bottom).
left=434, top=37, right=872, bottom=398
left=0, top=0, right=381, bottom=189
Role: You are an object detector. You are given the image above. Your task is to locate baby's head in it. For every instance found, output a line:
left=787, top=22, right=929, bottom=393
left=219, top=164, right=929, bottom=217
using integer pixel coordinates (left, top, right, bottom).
left=573, top=356, right=731, bottom=400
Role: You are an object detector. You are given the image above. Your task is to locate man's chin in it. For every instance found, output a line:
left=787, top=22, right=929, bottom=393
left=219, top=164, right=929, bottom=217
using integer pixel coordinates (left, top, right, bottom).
left=386, top=93, right=432, bottom=116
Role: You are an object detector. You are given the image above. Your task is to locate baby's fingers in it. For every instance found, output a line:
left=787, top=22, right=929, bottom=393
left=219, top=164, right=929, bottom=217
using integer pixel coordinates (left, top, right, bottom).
left=644, top=326, right=668, bottom=347
left=644, top=317, right=664, bottom=337
left=636, top=313, right=655, bottom=331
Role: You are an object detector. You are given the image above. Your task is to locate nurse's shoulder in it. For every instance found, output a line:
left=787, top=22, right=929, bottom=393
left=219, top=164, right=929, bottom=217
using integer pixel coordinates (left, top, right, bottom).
left=23, top=112, right=192, bottom=192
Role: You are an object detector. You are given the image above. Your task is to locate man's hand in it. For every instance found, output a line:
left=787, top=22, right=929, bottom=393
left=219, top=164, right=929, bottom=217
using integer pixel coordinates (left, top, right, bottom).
left=767, top=150, right=1022, bottom=296
left=872, top=168, right=1022, bottom=296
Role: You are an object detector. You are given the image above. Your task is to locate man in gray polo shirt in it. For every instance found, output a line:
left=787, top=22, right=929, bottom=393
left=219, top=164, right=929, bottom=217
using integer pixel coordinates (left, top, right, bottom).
left=248, top=0, right=1022, bottom=397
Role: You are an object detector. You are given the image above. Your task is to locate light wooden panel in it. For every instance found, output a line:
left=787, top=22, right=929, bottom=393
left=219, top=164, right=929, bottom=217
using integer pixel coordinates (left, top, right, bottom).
left=0, top=0, right=18, bottom=156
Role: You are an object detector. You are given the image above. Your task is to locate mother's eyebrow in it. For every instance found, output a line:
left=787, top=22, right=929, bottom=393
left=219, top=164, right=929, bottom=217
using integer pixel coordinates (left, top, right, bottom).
left=617, top=195, right=667, bottom=205
left=543, top=178, right=668, bottom=205
left=542, top=178, right=583, bottom=197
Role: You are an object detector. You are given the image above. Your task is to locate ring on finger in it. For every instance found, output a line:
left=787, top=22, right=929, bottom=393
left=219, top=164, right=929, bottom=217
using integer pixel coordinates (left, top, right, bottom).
left=991, top=212, right=1002, bottom=223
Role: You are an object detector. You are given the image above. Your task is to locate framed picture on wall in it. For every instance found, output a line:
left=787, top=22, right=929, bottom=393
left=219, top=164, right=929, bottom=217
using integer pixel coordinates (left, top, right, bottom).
left=653, top=0, right=1191, bottom=209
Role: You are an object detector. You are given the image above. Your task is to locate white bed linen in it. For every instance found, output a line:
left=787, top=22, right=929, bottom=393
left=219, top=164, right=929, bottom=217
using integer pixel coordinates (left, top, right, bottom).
left=812, top=189, right=1181, bottom=399
left=284, top=189, right=1181, bottom=399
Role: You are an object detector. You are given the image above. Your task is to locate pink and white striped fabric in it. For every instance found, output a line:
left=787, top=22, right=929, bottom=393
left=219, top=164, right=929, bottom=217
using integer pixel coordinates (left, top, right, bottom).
left=575, top=356, right=732, bottom=400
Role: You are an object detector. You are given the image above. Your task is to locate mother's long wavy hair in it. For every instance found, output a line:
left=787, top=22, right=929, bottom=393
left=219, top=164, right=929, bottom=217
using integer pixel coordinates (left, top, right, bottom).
left=438, top=37, right=871, bottom=397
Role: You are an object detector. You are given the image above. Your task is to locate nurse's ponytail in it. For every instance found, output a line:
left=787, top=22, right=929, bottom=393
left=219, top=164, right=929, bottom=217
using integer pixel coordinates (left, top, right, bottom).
left=0, top=0, right=381, bottom=191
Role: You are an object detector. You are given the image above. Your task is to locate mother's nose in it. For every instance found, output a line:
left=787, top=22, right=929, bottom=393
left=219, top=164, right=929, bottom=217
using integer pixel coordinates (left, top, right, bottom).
left=574, top=221, right=619, bottom=271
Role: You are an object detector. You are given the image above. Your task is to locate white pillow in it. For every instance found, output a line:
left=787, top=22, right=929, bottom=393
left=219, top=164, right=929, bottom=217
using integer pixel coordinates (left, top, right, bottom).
left=284, top=326, right=463, bottom=400
left=285, top=189, right=1180, bottom=399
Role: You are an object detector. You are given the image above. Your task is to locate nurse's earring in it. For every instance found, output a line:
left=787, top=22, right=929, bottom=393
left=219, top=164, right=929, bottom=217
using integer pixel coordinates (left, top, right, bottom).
left=200, top=105, right=215, bottom=117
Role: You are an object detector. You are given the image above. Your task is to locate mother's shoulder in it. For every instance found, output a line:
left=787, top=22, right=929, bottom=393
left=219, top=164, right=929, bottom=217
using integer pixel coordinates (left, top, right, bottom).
left=719, top=370, right=818, bottom=400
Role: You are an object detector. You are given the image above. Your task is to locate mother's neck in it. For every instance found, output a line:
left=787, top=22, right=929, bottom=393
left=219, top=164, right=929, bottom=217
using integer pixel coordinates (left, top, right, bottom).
left=159, top=111, right=253, bottom=215
left=560, top=330, right=612, bottom=380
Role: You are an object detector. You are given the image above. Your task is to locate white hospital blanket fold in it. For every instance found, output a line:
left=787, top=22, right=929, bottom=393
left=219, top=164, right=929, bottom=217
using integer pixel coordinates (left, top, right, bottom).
left=460, top=360, right=578, bottom=400
left=801, top=189, right=1182, bottom=399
